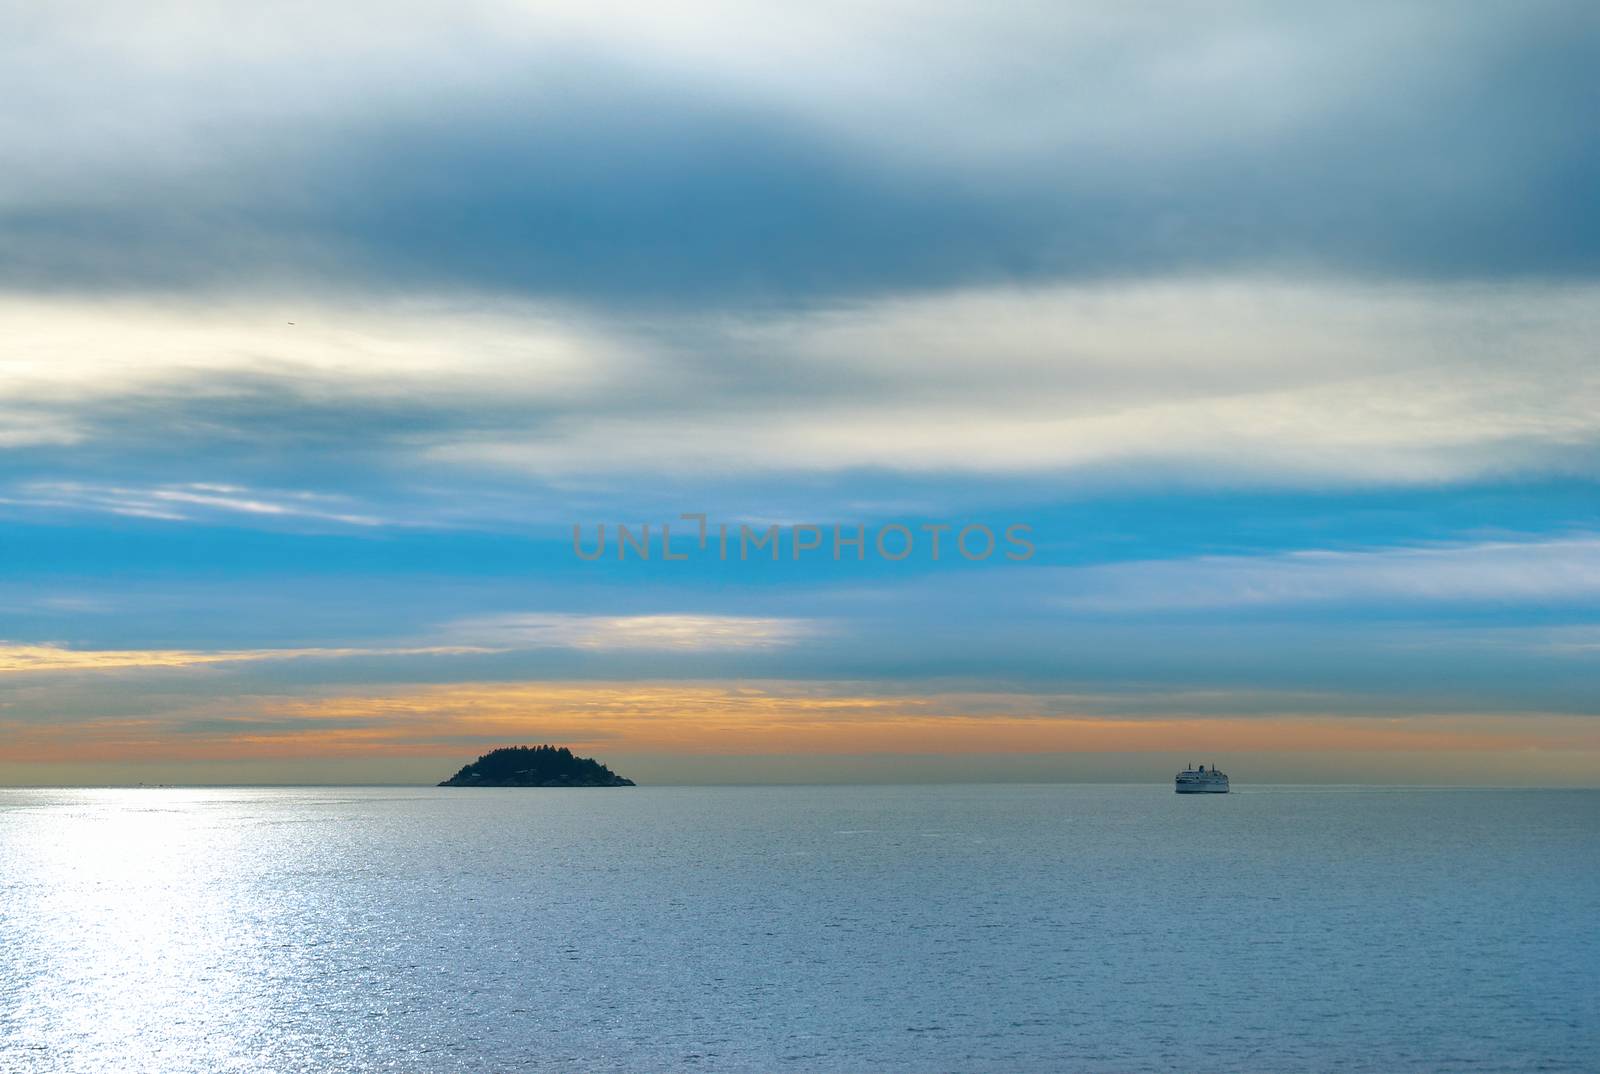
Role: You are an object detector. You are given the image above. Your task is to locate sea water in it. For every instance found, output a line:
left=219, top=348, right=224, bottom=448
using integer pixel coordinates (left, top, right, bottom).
left=1, top=785, right=1595, bottom=1072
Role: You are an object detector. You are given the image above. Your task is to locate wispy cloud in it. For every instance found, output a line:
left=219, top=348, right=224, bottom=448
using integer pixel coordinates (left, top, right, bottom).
left=1057, top=537, right=1600, bottom=612
left=0, top=408, right=83, bottom=448
left=0, top=611, right=815, bottom=674
left=443, top=613, right=818, bottom=651
left=0, top=642, right=495, bottom=674
left=3, top=282, right=1598, bottom=497
left=4, top=481, right=387, bottom=526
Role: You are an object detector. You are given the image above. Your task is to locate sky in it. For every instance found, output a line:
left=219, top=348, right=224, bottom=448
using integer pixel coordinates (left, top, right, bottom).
left=2, top=0, right=1598, bottom=785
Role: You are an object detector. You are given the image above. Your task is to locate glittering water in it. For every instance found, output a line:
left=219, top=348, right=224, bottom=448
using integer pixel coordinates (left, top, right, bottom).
left=1, top=785, right=1595, bottom=1073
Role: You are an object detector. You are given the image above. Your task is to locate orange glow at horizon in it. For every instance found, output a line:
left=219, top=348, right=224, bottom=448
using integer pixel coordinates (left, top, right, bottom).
left=3, top=681, right=1598, bottom=765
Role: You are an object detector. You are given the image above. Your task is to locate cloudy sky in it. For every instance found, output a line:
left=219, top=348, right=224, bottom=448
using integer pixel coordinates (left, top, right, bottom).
left=3, top=0, right=1598, bottom=784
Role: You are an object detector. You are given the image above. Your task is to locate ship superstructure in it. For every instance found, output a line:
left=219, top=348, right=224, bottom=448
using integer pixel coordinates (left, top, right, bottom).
left=1175, top=763, right=1229, bottom=793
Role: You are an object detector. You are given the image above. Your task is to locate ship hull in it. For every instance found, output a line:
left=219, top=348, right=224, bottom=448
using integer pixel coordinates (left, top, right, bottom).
left=1174, top=781, right=1229, bottom=793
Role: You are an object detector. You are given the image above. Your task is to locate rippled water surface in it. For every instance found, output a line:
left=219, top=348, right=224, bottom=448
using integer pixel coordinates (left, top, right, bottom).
left=2, top=785, right=1596, bottom=1072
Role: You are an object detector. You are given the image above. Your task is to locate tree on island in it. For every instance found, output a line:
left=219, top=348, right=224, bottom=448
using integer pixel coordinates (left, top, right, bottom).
left=438, top=744, right=636, bottom=787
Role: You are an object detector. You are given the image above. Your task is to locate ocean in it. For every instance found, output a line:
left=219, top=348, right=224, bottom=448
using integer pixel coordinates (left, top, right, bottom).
left=1, top=785, right=1595, bottom=1073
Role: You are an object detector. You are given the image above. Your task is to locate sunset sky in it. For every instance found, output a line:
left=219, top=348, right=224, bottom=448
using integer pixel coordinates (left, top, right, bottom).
left=3, top=0, right=1599, bottom=784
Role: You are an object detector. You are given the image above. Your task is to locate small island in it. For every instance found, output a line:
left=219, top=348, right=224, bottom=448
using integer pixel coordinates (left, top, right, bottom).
left=438, top=745, right=636, bottom=787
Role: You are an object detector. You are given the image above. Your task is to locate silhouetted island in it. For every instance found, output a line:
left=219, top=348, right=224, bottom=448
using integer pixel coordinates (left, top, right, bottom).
left=438, top=745, right=636, bottom=787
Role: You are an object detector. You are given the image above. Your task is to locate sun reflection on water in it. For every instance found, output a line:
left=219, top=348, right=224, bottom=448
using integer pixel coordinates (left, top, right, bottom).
left=2, top=790, right=294, bottom=1072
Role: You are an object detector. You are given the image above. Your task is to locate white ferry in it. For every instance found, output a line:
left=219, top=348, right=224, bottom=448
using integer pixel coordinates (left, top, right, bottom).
left=1175, top=763, right=1229, bottom=793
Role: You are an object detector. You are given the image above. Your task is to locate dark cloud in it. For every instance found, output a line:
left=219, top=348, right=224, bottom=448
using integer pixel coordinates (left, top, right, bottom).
left=2, top=4, right=1596, bottom=304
